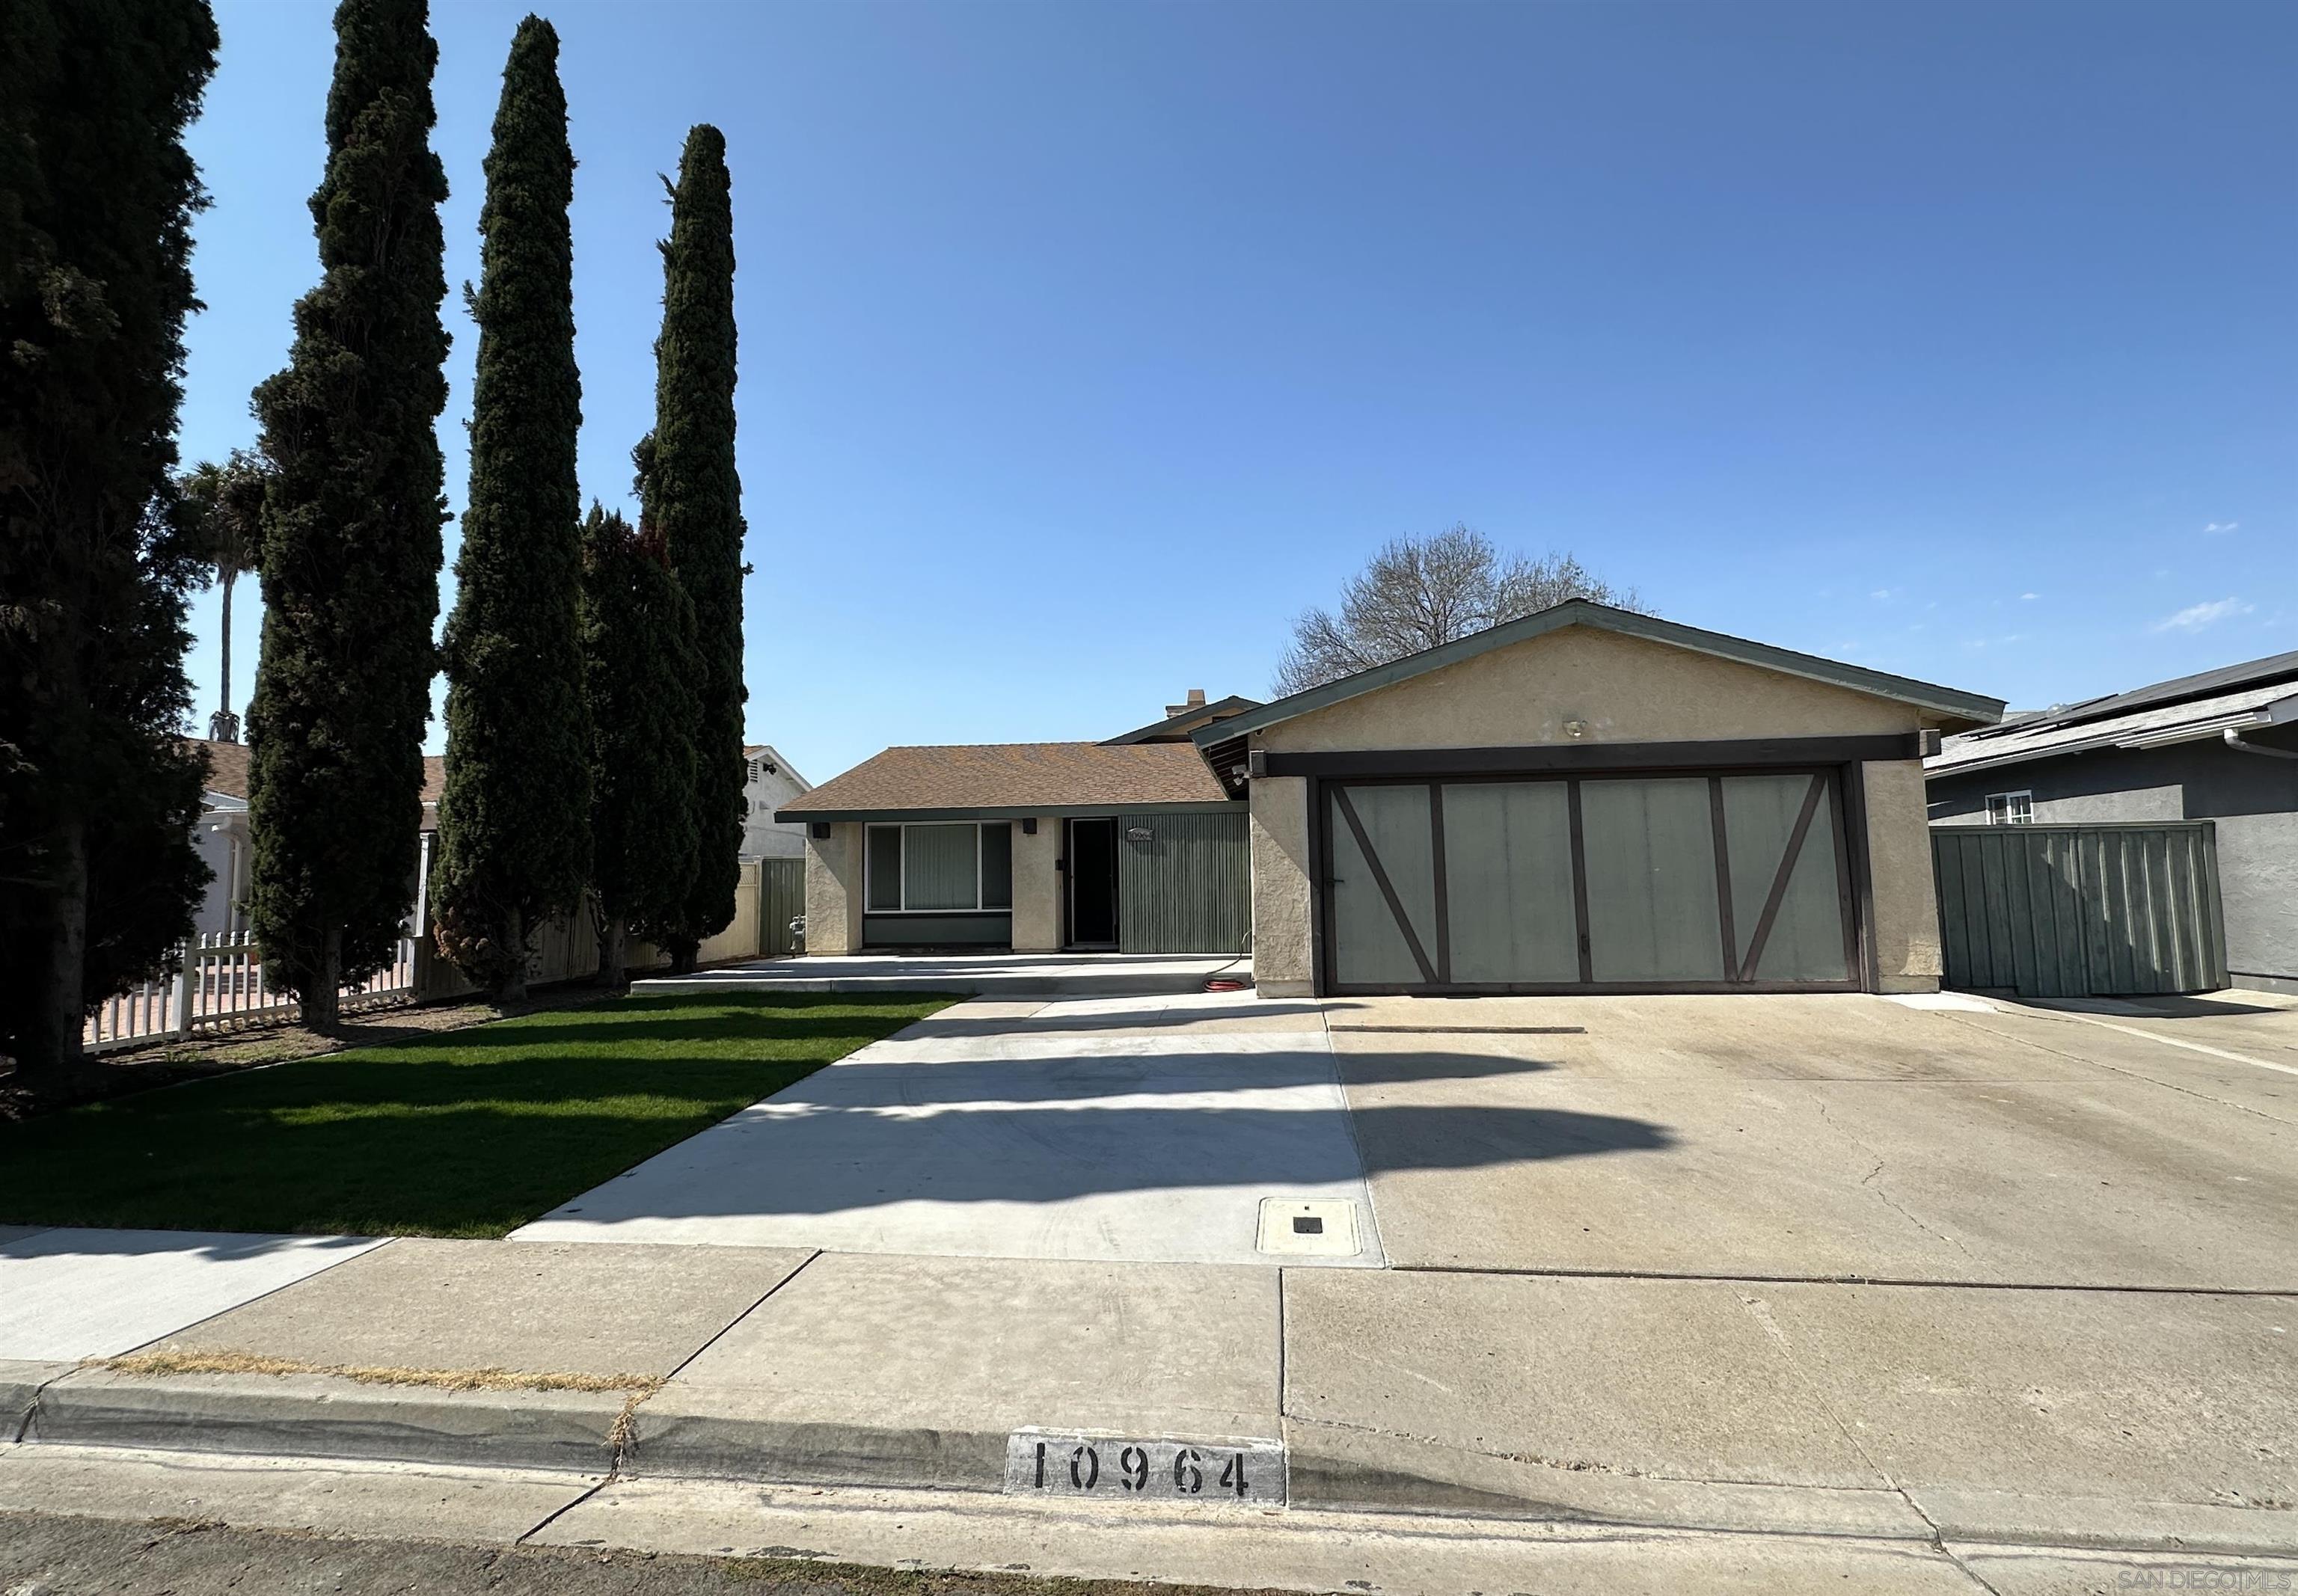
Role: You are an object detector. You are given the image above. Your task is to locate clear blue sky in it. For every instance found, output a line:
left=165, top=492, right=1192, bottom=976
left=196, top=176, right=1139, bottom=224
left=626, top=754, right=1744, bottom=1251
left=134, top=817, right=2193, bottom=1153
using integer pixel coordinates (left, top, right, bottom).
left=179, top=0, right=2296, bottom=780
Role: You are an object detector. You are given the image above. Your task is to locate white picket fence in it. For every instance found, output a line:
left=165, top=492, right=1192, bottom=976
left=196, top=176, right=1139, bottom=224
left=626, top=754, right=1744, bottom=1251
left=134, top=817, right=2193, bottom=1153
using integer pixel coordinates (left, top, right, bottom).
left=81, top=932, right=420, bottom=1055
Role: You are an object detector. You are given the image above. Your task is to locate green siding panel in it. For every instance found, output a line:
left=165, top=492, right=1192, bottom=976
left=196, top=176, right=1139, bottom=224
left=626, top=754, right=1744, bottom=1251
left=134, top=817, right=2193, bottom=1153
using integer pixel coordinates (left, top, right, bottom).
left=1117, top=810, right=1251, bottom=955
left=1931, top=822, right=2226, bottom=998
left=760, top=857, right=805, bottom=957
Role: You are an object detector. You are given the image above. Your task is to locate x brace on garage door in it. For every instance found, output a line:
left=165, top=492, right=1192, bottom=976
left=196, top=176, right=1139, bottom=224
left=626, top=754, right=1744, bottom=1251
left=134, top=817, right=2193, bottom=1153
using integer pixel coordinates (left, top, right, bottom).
left=1315, top=767, right=1865, bottom=995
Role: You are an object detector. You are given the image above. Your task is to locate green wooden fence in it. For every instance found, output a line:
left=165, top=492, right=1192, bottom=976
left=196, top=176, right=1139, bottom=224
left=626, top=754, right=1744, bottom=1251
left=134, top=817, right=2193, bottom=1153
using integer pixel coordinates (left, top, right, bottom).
left=759, top=856, right=805, bottom=957
left=1118, top=809, right=1251, bottom=955
left=1931, top=821, right=2226, bottom=998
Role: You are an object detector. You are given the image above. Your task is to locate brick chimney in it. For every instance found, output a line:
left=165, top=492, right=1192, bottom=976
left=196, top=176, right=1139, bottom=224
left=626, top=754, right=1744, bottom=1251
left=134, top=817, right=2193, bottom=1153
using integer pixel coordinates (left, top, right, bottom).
left=1165, top=687, right=1208, bottom=720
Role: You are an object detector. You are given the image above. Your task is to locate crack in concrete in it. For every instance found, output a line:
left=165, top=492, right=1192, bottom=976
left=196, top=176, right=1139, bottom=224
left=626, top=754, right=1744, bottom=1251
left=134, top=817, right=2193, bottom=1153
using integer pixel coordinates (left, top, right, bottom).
left=1732, top=1292, right=2007, bottom=1595
left=1815, top=1099, right=1976, bottom=1261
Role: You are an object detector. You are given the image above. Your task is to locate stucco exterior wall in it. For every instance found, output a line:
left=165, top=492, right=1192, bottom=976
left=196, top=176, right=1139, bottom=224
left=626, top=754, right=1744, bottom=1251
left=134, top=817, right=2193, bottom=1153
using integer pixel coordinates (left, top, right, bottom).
left=1248, top=777, right=1315, bottom=997
left=1011, top=819, right=1061, bottom=953
left=1243, top=624, right=1946, bottom=996
left=1259, top=625, right=1923, bottom=754
left=1862, top=758, right=1943, bottom=992
left=803, top=823, right=863, bottom=955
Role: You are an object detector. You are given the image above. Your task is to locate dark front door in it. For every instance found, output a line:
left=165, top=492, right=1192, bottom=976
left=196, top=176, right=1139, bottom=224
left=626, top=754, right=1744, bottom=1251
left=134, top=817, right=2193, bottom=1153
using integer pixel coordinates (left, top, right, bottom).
left=1067, top=817, right=1119, bottom=949
left=1323, top=770, right=1859, bottom=994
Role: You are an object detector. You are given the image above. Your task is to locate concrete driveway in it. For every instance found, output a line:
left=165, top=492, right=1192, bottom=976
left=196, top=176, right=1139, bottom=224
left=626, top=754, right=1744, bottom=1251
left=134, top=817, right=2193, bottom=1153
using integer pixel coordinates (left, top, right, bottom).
left=521, top=981, right=2292, bottom=1290
left=1332, top=988, right=2294, bottom=1288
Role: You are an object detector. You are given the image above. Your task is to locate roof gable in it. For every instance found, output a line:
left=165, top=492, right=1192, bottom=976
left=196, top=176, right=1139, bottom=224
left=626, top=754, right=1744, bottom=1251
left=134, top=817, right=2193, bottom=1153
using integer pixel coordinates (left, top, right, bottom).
left=1195, top=601, right=2003, bottom=752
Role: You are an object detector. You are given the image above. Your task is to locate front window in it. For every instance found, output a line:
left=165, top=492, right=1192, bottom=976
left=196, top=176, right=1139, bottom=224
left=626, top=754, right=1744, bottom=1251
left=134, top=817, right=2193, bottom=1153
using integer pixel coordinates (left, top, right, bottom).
left=1985, top=791, right=2033, bottom=826
left=865, top=822, right=1014, bottom=912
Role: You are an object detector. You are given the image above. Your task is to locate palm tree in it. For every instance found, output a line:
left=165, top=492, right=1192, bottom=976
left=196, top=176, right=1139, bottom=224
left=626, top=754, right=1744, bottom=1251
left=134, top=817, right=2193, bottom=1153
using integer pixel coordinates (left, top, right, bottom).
left=177, top=451, right=268, bottom=743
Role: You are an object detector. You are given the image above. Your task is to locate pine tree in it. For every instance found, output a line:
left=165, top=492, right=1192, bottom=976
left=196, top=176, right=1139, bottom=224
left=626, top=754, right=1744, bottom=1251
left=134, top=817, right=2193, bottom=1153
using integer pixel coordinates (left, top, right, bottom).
left=0, top=0, right=219, bottom=1083
left=643, top=124, right=746, bottom=973
left=577, top=504, right=699, bottom=985
left=248, top=0, right=451, bottom=1029
left=429, top=16, right=589, bottom=1001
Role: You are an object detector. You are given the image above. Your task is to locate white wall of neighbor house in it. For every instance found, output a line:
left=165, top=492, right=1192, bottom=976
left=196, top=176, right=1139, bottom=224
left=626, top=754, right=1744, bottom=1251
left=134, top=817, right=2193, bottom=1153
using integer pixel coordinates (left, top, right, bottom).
left=741, top=754, right=812, bottom=859
left=191, top=797, right=251, bottom=939
left=1242, top=624, right=1949, bottom=994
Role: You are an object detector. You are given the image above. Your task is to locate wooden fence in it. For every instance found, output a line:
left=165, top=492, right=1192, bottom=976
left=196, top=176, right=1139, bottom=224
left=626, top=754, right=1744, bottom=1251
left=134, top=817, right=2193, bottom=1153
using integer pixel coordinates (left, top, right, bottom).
left=80, top=856, right=807, bottom=1054
left=1932, top=820, right=2228, bottom=999
left=82, top=933, right=421, bottom=1055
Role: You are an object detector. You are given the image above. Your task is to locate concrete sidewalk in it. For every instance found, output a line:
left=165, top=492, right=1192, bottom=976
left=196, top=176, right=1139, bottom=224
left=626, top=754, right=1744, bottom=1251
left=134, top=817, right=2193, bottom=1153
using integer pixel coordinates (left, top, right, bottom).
left=10, top=1233, right=2295, bottom=1557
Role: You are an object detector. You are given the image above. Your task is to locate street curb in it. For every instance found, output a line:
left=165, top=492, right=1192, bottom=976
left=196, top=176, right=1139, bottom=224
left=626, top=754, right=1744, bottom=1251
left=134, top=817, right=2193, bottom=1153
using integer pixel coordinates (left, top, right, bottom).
left=1, top=1361, right=73, bottom=1443
left=1280, top=1419, right=1936, bottom=1543
left=26, top=1369, right=625, bottom=1475
left=23, top=1374, right=2298, bottom=1559
left=630, top=1409, right=1002, bottom=1492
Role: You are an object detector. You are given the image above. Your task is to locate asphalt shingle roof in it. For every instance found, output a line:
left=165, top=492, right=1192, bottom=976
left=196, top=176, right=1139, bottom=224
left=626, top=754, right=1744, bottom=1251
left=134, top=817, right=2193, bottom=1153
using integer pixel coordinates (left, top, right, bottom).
left=779, top=741, right=1229, bottom=817
left=186, top=738, right=446, bottom=811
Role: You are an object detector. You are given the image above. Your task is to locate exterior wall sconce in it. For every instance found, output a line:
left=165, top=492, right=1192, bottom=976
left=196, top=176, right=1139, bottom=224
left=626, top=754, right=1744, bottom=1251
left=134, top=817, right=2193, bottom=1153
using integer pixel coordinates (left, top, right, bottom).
left=809, top=822, right=830, bottom=840
left=1021, top=817, right=1038, bottom=835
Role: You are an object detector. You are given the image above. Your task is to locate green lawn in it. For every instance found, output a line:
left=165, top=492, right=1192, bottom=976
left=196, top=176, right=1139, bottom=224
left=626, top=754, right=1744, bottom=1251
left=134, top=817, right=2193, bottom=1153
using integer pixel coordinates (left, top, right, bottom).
left=0, top=991, right=949, bottom=1238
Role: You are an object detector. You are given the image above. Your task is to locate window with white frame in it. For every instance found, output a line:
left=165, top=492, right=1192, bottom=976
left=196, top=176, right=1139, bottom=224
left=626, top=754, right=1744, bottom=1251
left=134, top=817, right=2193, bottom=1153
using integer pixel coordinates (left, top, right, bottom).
left=865, top=822, right=1014, bottom=913
left=1985, top=791, right=2034, bottom=826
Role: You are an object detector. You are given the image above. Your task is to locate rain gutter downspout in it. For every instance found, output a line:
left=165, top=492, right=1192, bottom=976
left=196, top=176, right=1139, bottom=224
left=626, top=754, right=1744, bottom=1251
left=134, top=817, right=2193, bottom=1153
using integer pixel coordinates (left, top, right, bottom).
left=2224, top=728, right=2298, bottom=761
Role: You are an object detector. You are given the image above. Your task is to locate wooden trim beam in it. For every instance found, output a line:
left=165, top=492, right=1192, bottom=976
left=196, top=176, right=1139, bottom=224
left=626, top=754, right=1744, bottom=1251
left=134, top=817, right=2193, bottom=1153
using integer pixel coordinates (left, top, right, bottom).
left=1259, top=734, right=1922, bottom=780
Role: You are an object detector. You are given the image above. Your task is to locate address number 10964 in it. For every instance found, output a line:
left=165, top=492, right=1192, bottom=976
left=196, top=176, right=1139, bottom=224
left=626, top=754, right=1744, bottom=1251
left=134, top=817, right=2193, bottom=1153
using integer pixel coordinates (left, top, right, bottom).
left=1003, top=1430, right=1287, bottom=1506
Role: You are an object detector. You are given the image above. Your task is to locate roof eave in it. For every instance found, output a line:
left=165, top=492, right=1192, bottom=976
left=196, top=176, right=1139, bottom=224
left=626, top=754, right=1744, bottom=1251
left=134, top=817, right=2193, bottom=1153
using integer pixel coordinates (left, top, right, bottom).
left=1195, top=601, right=2005, bottom=748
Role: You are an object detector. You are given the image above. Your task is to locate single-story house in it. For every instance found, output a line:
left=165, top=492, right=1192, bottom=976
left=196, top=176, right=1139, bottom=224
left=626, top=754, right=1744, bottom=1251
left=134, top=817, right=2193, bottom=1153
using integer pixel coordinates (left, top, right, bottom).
left=740, top=743, right=814, bottom=860
left=188, top=737, right=445, bottom=941
left=782, top=601, right=2003, bottom=998
left=1926, top=650, right=2298, bottom=994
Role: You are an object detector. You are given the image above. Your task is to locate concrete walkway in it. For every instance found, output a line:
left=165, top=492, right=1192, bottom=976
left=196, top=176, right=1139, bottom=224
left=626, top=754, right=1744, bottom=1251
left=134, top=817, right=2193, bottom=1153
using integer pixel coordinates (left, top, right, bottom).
left=515, top=990, right=1382, bottom=1266
left=640, top=952, right=1249, bottom=998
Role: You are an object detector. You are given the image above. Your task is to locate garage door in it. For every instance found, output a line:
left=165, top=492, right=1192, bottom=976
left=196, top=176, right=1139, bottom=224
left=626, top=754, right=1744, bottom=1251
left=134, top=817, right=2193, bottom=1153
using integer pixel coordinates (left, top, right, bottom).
left=1323, top=771, right=1857, bottom=994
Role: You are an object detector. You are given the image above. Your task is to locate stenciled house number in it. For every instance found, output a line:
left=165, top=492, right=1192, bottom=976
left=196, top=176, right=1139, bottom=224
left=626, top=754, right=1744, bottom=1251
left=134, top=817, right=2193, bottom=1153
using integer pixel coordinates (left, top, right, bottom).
left=1003, top=1430, right=1286, bottom=1505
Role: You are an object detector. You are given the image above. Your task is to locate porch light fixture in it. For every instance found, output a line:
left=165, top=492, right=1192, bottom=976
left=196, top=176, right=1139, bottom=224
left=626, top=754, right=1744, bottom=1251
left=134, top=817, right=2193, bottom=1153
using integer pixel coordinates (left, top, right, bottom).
left=1563, top=719, right=1587, bottom=739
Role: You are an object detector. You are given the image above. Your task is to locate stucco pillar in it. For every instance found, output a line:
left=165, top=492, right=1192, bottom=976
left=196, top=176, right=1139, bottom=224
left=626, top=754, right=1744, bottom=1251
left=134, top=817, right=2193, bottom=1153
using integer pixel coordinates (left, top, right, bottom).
left=1249, top=775, right=1316, bottom=997
left=1862, top=759, right=1943, bottom=993
left=1010, top=818, right=1061, bottom=952
left=803, top=823, right=864, bottom=955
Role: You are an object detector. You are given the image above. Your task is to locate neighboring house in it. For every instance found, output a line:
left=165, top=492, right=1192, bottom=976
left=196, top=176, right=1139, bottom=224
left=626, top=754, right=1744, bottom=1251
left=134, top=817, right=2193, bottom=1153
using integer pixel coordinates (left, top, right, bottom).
left=781, top=601, right=2002, bottom=998
left=740, top=744, right=813, bottom=859
left=1925, top=651, right=2298, bottom=994
left=186, top=737, right=446, bottom=940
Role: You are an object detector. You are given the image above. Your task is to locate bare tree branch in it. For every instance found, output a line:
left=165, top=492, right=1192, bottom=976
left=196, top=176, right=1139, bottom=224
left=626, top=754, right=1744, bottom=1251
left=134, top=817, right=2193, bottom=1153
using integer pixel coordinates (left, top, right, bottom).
left=1272, top=524, right=1647, bottom=696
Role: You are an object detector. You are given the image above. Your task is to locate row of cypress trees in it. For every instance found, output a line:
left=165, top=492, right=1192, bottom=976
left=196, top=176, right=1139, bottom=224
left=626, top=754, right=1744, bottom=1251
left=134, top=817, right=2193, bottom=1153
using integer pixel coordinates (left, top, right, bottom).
left=264, top=1, right=750, bottom=1016
left=1, top=0, right=750, bottom=1079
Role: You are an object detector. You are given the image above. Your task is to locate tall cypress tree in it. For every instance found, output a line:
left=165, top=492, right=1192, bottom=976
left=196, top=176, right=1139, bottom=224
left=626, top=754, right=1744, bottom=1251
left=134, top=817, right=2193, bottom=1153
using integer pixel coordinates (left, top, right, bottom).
left=248, top=0, right=451, bottom=1029
left=0, top=0, right=218, bottom=1082
left=577, top=504, right=699, bottom=986
left=429, top=16, right=589, bottom=1001
left=643, top=124, right=745, bottom=972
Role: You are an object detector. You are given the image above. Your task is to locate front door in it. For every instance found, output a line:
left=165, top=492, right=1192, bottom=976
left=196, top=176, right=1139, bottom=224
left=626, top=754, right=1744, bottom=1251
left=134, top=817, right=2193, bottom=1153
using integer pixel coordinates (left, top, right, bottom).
left=1066, top=817, right=1119, bottom=949
left=1324, top=770, right=1857, bottom=993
